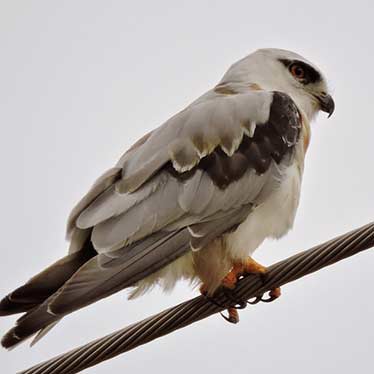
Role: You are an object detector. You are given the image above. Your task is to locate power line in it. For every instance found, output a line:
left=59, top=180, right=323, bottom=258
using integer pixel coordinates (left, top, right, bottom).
left=21, top=222, right=374, bottom=374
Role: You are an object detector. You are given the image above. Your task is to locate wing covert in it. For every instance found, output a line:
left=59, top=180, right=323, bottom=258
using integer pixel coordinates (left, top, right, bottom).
left=70, top=88, right=302, bottom=253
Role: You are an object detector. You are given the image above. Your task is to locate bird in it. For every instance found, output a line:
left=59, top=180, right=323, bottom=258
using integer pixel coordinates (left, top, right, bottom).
left=0, top=48, right=334, bottom=349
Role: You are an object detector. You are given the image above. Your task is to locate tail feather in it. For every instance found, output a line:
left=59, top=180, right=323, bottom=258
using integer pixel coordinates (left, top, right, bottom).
left=0, top=242, right=96, bottom=349
left=1, top=206, right=249, bottom=350
left=2, top=304, right=58, bottom=349
left=0, top=297, right=38, bottom=316
left=0, top=243, right=96, bottom=317
left=30, top=320, right=60, bottom=347
left=1, top=230, right=191, bottom=349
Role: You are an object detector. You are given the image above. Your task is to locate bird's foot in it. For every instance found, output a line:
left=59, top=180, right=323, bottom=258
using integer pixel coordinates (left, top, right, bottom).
left=200, top=257, right=281, bottom=324
left=199, top=284, right=246, bottom=323
left=221, top=257, right=267, bottom=289
left=219, top=257, right=281, bottom=322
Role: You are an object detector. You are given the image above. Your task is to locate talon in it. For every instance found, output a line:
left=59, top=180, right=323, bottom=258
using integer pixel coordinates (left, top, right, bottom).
left=218, top=257, right=270, bottom=323
left=270, top=287, right=281, bottom=299
left=248, top=287, right=282, bottom=304
left=235, top=302, right=247, bottom=310
left=261, top=287, right=281, bottom=303
left=221, top=257, right=267, bottom=323
left=247, top=296, right=262, bottom=305
left=203, top=258, right=278, bottom=325
left=221, top=308, right=239, bottom=324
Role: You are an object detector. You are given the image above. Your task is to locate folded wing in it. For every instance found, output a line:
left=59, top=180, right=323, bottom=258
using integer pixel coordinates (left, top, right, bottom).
left=1, top=87, right=302, bottom=348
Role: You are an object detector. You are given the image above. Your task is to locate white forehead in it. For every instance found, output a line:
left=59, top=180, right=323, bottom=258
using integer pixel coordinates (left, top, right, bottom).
left=221, top=48, right=324, bottom=84
left=256, top=48, right=317, bottom=67
left=256, top=48, right=307, bottom=59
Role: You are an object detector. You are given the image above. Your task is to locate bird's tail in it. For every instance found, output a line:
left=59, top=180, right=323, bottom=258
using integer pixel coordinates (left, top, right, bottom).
left=0, top=242, right=96, bottom=348
left=1, top=230, right=191, bottom=350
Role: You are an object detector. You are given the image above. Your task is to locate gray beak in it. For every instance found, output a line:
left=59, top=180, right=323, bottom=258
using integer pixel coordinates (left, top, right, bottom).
left=316, top=93, right=335, bottom=118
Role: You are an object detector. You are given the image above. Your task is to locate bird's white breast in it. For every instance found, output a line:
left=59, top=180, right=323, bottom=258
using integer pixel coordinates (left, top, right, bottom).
left=225, top=159, right=303, bottom=260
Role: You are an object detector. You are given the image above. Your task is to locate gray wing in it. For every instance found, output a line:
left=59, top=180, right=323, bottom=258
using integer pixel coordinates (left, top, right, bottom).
left=72, top=89, right=299, bottom=249
left=1, top=88, right=302, bottom=348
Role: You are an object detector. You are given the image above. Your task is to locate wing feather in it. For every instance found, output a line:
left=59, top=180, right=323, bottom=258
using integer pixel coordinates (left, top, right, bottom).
left=71, top=90, right=300, bottom=254
left=66, top=167, right=122, bottom=238
left=115, top=91, right=273, bottom=194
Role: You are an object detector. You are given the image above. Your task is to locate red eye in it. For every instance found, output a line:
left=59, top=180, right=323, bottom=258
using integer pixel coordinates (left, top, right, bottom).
left=290, top=64, right=305, bottom=80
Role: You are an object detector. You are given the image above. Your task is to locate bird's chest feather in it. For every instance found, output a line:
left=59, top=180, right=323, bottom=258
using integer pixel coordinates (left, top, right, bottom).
left=224, top=159, right=303, bottom=260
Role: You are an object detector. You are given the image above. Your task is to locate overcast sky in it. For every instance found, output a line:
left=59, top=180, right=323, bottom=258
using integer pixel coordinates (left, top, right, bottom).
left=0, top=1, right=373, bottom=373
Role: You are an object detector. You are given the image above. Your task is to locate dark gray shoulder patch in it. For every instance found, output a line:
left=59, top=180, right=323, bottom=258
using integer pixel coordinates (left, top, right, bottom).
left=167, top=91, right=302, bottom=189
left=269, top=91, right=302, bottom=146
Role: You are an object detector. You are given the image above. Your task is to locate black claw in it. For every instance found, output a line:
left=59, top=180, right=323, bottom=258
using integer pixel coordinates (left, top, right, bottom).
left=220, top=312, right=239, bottom=324
left=247, top=296, right=262, bottom=305
left=236, top=302, right=247, bottom=310
left=260, top=294, right=278, bottom=303
left=247, top=290, right=280, bottom=304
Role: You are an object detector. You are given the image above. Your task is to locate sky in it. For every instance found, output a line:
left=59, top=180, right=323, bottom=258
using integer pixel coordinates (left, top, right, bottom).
left=0, top=1, right=373, bottom=373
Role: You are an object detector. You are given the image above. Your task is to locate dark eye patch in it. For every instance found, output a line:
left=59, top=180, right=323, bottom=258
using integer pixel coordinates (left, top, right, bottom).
left=279, top=58, right=322, bottom=84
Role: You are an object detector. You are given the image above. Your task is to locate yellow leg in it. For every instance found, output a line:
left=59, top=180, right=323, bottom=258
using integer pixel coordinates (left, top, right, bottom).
left=221, top=257, right=267, bottom=289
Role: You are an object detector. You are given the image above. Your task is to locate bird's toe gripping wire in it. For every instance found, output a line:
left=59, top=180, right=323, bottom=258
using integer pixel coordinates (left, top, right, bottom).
left=200, top=284, right=247, bottom=324
left=202, top=257, right=282, bottom=323
left=247, top=286, right=281, bottom=305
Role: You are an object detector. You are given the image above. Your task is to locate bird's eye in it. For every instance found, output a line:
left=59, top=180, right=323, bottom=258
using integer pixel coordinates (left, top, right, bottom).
left=290, top=64, right=305, bottom=81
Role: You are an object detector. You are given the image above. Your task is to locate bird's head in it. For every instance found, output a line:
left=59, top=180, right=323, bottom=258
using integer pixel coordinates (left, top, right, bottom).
left=221, top=48, right=335, bottom=121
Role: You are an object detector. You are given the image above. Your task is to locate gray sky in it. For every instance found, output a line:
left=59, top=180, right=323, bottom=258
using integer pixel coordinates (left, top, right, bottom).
left=0, top=1, right=373, bottom=373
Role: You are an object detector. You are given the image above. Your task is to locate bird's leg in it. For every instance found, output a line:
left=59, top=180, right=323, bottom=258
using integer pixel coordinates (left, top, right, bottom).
left=220, top=257, right=281, bottom=322
left=221, top=257, right=267, bottom=289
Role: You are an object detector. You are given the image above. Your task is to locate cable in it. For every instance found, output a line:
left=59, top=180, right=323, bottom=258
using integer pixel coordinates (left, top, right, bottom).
left=20, top=222, right=374, bottom=374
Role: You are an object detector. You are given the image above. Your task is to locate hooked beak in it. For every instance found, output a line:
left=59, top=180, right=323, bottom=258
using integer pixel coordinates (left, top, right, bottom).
left=315, top=93, right=335, bottom=118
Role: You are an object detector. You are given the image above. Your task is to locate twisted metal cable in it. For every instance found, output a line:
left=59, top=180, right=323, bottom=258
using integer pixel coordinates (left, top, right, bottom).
left=20, top=222, right=374, bottom=374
